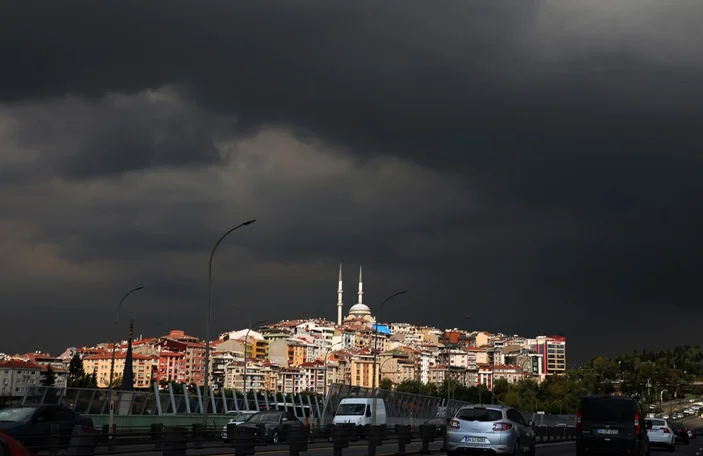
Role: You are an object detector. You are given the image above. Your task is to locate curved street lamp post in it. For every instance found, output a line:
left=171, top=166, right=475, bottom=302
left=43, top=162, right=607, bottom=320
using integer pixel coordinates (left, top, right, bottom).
left=242, top=319, right=266, bottom=405
left=108, top=286, right=144, bottom=438
left=445, top=316, right=473, bottom=416
left=372, top=289, right=408, bottom=426
left=202, top=219, right=257, bottom=426
left=322, top=342, right=344, bottom=397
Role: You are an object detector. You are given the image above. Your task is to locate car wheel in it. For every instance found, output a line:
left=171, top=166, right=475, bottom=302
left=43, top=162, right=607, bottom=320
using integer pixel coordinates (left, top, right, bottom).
left=668, top=443, right=675, bottom=452
left=446, top=451, right=459, bottom=456
left=272, top=431, right=280, bottom=444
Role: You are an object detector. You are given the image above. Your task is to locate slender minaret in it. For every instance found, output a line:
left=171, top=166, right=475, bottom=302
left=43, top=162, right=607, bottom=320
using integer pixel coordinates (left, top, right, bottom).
left=357, top=265, right=363, bottom=304
left=337, top=264, right=344, bottom=325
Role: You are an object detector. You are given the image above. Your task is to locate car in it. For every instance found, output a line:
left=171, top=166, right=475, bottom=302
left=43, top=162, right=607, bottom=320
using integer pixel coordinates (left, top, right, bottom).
left=239, top=410, right=306, bottom=444
left=645, top=418, right=675, bottom=452
left=445, top=405, right=535, bottom=456
left=674, top=427, right=689, bottom=444
left=0, top=404, right=94, bottom=452
left=576, top=395, right=650, bottom=456
left=222, top=411, right=258, bottom=442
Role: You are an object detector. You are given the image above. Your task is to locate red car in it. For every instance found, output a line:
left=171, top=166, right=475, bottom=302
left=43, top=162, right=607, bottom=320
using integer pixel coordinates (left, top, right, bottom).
left=0, top=430, right=35, bottom=456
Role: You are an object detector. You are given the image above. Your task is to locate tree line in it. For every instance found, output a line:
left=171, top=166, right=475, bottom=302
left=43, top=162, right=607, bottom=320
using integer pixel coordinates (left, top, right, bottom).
left=383, top=345, right=703, bottom=414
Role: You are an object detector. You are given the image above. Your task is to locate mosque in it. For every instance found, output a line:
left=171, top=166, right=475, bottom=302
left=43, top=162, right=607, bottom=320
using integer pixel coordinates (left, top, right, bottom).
left=336, top=264, right=377, bottom=326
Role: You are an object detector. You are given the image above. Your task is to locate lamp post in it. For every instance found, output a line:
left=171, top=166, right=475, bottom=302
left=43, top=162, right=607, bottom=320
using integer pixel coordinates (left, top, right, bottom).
left=202, top=219, right=257, bottom=426
left=445, top=316, right=472, bottom=418
left=108, top=286, right=144, bottom=438
left=242, top=319, right=266, bottom=405
left=372, top=289, right=408, bottom=426
left=323, top=342, right=344, bottom=396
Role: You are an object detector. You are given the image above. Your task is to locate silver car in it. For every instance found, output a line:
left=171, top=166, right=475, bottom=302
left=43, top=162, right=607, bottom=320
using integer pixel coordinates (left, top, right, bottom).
left=446, top=405, right=535, bottom=456
left=645, top=418, right=675, bottom=451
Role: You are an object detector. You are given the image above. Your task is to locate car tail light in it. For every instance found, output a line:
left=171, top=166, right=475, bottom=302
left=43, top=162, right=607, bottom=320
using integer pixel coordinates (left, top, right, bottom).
left=634, top=412, right=640, bottom=435
left=449, top=419, right=461, bottom=429
left=662, top=428, right=671, bottom=433
left=493, top=422, right=513, bottom=431
left=576, top=409, right=582, bottom=433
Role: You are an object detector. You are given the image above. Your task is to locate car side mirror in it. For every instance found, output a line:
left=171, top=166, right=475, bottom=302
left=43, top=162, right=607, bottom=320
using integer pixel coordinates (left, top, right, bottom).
left=646, top=421, right=653, bottom=430
left=366, top=409, right=372, bottom=418
left=527, top=420, right=534, bottom=427
left=282, top=417, right=289, bottom=422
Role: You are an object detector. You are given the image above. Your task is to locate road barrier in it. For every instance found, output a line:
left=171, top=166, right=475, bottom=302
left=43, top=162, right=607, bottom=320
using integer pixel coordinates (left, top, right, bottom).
left=5, top=422, right=578, bottom=455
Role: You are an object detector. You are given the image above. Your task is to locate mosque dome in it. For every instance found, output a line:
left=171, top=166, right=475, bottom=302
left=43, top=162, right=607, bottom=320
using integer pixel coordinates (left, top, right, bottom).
left=348, top=303, right=372, bottom=316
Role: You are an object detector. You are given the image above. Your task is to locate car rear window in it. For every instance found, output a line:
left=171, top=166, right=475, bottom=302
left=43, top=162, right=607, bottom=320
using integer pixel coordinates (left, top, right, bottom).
left=456, top=407, right=503, bottom=422
left=581, top=398, right=634, bottom=422
left=648, top=419, right=665, bottom=426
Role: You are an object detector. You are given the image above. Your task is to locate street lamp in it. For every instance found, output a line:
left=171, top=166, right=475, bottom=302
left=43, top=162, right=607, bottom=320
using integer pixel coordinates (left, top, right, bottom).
left=372, top=289, right=408, bottom=426
left=445, top=316, right=472, bottom=418
left=202, top=219, right=257, bottom=426
left=108, top=286, right=144, bottom=438
left=322, top=342, right=344, bottom=396
left=242, top=319, right=266, bottom=404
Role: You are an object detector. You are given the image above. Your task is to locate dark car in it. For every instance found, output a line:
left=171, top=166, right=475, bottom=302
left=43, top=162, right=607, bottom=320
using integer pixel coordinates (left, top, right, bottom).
left=674, top=427, right=690, bottom=444
left=239, top=410, right=305, bottom=444
left=576, top=395, right=650, bottom=456
left=0, top=404, right=94, bottom=452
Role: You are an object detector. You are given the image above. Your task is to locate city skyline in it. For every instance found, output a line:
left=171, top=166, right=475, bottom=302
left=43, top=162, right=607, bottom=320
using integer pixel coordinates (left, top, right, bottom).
left=2, top=1, right=702, bottom=363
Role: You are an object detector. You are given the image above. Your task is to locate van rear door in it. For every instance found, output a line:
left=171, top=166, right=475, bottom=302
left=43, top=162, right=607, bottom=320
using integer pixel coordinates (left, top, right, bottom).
left=580, top=397, right=636, bottom=451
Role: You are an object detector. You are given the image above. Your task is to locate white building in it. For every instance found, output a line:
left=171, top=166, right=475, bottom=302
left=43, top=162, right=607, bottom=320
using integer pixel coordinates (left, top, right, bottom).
left=0, top=360, right=42, bottom=397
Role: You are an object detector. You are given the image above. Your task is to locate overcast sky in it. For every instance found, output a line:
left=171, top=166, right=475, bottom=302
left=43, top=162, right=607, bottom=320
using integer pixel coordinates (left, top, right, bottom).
left=1, top=1, right=702, bottom=364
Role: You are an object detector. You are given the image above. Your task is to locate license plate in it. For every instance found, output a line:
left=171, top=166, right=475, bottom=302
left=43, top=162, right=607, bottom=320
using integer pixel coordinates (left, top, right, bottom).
left=596, top=429, right=619, bottom=435
left=463, top=436, right=487, bottom=443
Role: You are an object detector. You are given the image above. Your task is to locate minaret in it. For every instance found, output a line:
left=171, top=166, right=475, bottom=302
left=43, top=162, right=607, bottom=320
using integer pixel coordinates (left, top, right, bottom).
left=357, top=265, right=363, bottom=304
left=337, top=264, right=344, bottom=326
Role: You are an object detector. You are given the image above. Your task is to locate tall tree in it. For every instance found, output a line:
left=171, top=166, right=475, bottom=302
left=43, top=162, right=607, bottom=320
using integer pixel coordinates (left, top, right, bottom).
left=67, top=353, right=86, bottom=387
left=41, top=365, right=56, bottom=386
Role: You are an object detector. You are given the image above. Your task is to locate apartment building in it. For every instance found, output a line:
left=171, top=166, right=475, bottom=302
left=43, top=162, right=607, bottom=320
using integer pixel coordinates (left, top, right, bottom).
left=530, top=335, right=566, bottom=375
left=82, top=353, right=157, bottom=389
left=267, top=339, right=308, bottom=368
left=0, top=360, right=42, bottom=397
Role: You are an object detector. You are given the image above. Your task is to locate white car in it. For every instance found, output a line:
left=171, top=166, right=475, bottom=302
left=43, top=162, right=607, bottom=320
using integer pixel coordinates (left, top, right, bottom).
left=222, top=411, right=258, bottom=442
left=646, top=418, right=675, bottom=452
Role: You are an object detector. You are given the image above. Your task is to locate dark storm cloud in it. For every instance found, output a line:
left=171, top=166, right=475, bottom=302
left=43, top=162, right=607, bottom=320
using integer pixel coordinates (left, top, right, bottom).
left=1, top=0, right=703, bottom=361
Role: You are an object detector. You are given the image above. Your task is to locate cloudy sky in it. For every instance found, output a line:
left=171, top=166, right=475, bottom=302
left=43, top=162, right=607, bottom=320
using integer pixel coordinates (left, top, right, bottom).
left=1, top=1, right=702, bottom=363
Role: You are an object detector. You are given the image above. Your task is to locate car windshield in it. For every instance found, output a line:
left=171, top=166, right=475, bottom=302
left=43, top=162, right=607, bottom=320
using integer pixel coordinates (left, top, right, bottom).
left=0, top=407, right=35, bottom=423
left=456, top=407, right=503, bottom=422
left=234, top=413, right=255, bottom=422
left=337, top=404, right=367, bottom=416
left=581, top=398, right=634, bottom=422
left=249, top=412, right=281, bottom=422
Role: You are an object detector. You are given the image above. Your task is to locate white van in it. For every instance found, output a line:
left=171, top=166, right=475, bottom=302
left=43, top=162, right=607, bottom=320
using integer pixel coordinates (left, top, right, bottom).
left=333, top=398, right=387, bottom=427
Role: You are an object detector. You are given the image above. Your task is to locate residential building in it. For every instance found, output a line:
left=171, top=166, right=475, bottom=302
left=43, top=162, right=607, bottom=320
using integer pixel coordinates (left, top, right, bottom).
left=0, top=360, right=42, bottom=397
left=267, top=339, right=308, bottom=368
left=82, top=353, right=157, bottom=389
left=157, top=351, right=187, bottom=384
left=349, top=349, right=378, bottom=388
left=530, top=335, right=566, bottom=375
left=378, top=350, right=415, bottom=386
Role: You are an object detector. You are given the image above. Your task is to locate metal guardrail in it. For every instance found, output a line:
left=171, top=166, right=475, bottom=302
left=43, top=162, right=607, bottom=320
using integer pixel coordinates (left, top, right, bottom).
left=3, top=422, right=578, bottom=455
left=21, top=383, right=576, bottom=427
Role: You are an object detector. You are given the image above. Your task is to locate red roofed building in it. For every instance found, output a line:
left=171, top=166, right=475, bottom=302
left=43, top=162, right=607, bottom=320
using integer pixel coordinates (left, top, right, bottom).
left=156, top=332, right=207, bottom=385
left=0, top=360, right=43, bottom=397
left=82, top=353, right=158, bottom=389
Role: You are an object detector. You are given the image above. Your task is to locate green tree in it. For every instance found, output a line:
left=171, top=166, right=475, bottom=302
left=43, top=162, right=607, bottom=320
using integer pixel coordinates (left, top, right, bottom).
left=379, top=378, right=394, bottom=390
left=41, top=365, right=56, bottom=386
left=67, top=353, right=87, bottom=387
